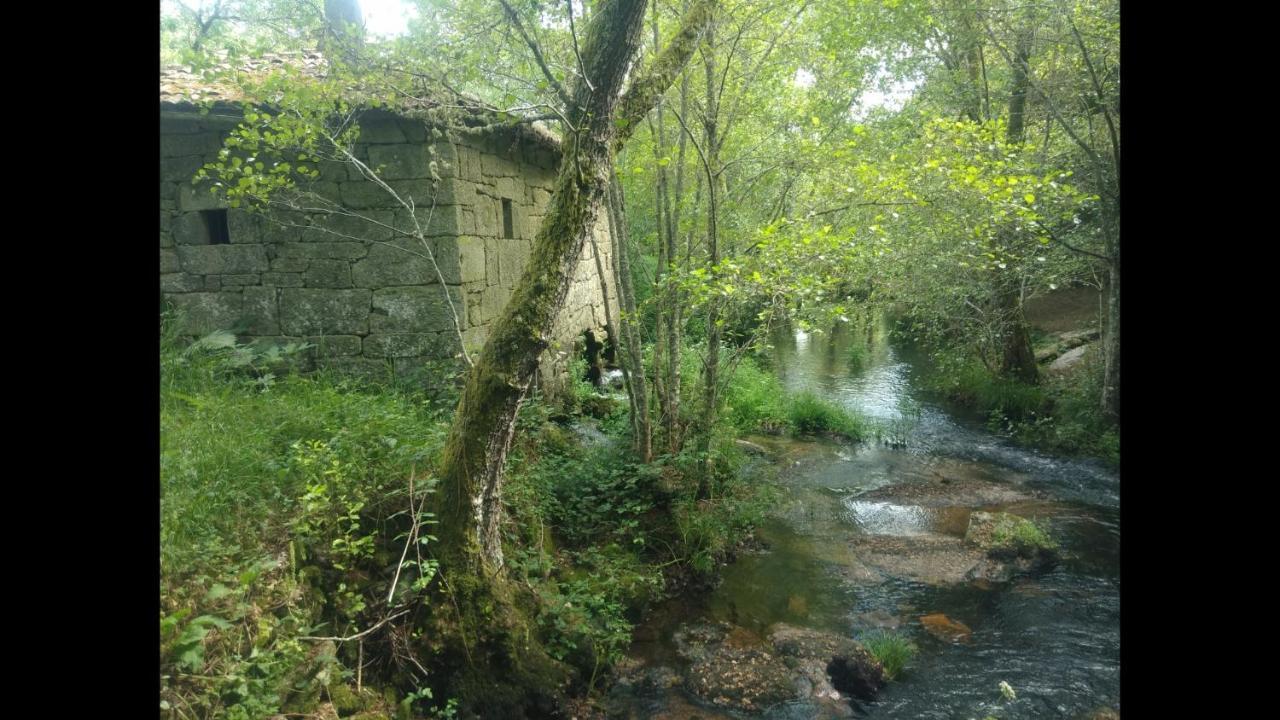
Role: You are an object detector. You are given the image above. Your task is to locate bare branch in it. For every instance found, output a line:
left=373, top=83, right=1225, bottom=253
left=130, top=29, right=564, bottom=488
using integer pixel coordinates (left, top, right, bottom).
left=567, top=0, right=594, bottom=93
left=498, top=0, right=573, bottom=108
left=298, top=609, right=411, bottom=643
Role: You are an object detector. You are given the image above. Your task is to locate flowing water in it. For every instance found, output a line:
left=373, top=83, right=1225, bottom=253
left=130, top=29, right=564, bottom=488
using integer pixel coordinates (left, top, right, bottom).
left=618, top=322, right=1120, bottom=719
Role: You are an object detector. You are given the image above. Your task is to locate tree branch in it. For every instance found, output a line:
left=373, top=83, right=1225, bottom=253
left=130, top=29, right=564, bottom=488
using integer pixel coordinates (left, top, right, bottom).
left=614, top=0, right=717, bottom=151
left=498, top=0, right=573, bottom=109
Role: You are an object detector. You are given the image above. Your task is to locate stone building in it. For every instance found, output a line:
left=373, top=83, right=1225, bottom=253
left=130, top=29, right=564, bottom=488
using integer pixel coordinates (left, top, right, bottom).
left=160, top=56, right=618, bottom=389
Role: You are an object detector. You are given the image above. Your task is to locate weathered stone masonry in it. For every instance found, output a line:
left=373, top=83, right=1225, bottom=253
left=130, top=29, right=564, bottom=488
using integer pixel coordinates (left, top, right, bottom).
left=160, top=105, right=619, bottom=388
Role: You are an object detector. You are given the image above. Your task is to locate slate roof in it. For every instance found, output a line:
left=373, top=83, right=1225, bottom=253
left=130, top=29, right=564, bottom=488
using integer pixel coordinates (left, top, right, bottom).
left=161, top=52, right=332, bottom=105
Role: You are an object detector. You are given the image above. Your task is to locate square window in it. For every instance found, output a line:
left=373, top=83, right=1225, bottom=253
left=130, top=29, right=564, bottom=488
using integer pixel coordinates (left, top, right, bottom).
left=201, top=209, right=230, bottom=245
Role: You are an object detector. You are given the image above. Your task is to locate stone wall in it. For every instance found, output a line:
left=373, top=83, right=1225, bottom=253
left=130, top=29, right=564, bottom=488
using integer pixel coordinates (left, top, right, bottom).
left=160, top=107, right=618, bottom=388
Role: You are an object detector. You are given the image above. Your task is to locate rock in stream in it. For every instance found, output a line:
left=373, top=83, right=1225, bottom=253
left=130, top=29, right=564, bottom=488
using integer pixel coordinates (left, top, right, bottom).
left=642, top=621, right=887, bottom=715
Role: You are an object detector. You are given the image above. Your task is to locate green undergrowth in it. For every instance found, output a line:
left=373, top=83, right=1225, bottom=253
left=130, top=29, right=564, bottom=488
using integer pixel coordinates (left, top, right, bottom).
left=162, top=313, right=781, bottom=717
left=926, top=352, right=1118, bottom=465
left=161, top=316, right=461, bottom=719
left=503, top=397, right=777, bottom=691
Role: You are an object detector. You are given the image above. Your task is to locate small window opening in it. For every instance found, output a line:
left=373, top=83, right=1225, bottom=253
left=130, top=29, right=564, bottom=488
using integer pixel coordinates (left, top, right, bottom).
left=501, top=198, right=514, bottom=239
left=201, top=209, right=230, bottom=245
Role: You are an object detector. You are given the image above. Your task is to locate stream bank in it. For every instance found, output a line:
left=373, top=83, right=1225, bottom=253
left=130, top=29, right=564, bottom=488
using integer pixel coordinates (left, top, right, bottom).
left=605, top=327, right=1119, bottom=719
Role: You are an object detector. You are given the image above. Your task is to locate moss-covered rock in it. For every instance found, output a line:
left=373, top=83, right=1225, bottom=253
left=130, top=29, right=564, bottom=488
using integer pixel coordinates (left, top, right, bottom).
left=966, top=512, right=1056, bottom=555
left=326, top=683, right=379, bottom=716
left=278, top=640, right=337, bottom=715
left=964, top=512, right=1059, bottom=582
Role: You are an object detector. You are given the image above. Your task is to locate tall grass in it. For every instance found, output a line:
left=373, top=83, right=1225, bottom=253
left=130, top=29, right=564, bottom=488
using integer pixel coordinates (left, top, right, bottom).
left=722, top=356, right=789, bottom=434
left=787, top=391, right=867, bottom=440
left=720, top=353, right=868, bottom=440
left=860, top=630, right=917, bottom=680
left=160, top=318, right=448, bottom=580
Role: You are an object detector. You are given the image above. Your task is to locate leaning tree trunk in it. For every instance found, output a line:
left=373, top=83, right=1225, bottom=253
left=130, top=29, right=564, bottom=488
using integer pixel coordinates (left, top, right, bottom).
left=437, top=0, right=713, bottom=567
left=427, top=4, right=714, bottom=709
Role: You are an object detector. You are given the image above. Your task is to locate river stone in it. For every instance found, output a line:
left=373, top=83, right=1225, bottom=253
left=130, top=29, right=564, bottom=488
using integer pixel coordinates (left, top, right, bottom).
left=1058, top=328, right=1100, bottom=346
left=684, top=644, right=795, bottom=713
left=768, top=624, right=886, bottom=702
left=964, top=512, right=1058, bottom=557
left=1050, top=344, right=1089, bottom=372
left=735, top=438, right=772, bottom=456
left=672, top=622, right=730, bottom=663
left=1035, top=344, right=1061, bottom=363
left=853, top=610, right=901, bottom=630
left=919, top=613, right=972, bottom=644
left=856, top=466, right=1033, bottom=507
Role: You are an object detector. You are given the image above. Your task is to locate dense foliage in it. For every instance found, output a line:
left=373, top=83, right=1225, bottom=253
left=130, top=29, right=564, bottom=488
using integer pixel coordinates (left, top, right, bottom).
left=161, top=0, right=1118, bottom=715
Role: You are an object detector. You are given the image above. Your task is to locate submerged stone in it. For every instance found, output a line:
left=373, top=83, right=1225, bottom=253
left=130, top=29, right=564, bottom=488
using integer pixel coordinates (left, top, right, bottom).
left=918, top=613, right=972, bottom=644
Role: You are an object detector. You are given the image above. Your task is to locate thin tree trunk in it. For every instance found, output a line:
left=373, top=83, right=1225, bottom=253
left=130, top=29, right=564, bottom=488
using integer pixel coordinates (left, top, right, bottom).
left=665, top=54, right=691, bottom=453
left=591, top=194, right=636, bottom=440
left=696, top=20, right=721, bottom=493
left=609, top=177, right=653, bottom=460
left=1101, top=198, right=1119, bottom=421
left=996, top=25, right=1038, bottom=384
left=650, top=2, right=672, bottom=436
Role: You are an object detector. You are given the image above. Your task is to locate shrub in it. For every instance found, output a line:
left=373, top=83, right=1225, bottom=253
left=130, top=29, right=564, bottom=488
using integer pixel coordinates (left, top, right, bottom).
left=722, top=356, right=788, bottom=434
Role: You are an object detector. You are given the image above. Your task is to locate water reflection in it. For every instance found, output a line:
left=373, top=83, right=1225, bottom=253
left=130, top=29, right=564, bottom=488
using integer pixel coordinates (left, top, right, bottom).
left=844, top=500, right=971, bottom=537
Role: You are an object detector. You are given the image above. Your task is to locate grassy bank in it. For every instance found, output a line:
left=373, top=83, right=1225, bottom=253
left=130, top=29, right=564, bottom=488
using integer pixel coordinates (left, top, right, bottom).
left=925, top=351, right=1119, bottom=466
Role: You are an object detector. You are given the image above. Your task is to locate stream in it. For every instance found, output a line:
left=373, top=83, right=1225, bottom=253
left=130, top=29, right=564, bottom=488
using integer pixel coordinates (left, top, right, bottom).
left=612, top=323, right=1120, bottom=719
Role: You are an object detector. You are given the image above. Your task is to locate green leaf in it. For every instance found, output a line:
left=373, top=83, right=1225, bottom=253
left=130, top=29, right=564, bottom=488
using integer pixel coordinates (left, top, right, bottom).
left=207, top=583, right=234, bottom=600
left=1024, top=193, right=1036, bottom=204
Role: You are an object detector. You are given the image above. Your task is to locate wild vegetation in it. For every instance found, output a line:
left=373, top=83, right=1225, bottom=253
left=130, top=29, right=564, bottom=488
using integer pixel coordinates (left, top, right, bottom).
left=860, top=630, right=918, bottom=681
left=161, top=0, right=1118, bottom=717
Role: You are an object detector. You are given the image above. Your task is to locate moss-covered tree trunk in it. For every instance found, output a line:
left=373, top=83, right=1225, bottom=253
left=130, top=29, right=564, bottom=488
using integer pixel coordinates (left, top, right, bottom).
left=435, top=0, right=714, bottom=567
left=426, top=0, right=716, bottom=713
